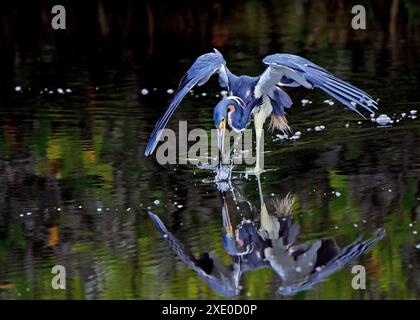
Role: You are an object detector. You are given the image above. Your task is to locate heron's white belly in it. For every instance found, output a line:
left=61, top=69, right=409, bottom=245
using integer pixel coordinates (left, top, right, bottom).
left=253, top=98, right=273, bottom=122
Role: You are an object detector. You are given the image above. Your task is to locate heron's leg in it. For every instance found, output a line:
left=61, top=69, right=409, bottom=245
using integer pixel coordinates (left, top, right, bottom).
left=257, top=174, right=279, bottom=240
left=257, top=174, right=269, bottom=231
left=253, top=111, right=265, bottom=174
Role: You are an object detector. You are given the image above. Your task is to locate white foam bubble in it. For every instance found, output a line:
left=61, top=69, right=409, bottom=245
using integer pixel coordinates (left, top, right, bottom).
left=376, top=114, right=391, bottom=126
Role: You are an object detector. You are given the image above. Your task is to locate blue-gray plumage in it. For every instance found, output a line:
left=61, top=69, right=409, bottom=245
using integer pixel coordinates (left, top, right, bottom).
left=148, top=195, right=385, bottom=297
left=148, top=210, right=241, bottom=297
left=277, top=228, right=385, bottom=296
left=144, top=49, right=378, bottom=169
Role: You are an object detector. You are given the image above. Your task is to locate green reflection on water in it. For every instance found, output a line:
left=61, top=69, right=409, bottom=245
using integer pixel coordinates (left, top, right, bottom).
left=1, top=0, right=420, bottom=300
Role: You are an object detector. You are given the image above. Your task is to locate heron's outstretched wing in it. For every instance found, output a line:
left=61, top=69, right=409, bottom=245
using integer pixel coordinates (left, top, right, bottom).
left=148, top=212, right=198, bottom=268
left=277, top=228, right=385, bottom=296
left=255, top=54, right=378, bottom=117
left=148, top=212, right=239, bottom=297
left=144, top=49, right=230, bottom=156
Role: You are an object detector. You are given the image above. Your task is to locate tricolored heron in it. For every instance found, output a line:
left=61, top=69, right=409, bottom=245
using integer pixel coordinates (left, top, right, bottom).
left=144, top=49, right=377, bottom=172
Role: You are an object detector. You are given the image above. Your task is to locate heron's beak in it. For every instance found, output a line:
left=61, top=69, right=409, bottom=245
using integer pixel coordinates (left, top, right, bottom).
left=221, top=194, right=233, bottom=236
left=217, top=119, right=226, bottom=166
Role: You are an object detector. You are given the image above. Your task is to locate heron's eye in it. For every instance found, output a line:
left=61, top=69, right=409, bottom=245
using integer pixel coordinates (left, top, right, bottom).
left=227, top=104, right=236, bottom=113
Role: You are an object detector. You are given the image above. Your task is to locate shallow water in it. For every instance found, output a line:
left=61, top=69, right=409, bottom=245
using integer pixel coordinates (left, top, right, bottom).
left=0, top=1, right=420, bottom=299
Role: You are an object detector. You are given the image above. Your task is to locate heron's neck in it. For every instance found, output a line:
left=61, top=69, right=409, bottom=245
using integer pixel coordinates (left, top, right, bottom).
left=231, top=105, right=253, bottom=130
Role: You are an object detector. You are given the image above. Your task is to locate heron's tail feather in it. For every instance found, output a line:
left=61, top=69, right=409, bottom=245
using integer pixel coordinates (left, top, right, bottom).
left=269, top=114, right=290, bottom=134
left=272, top=193, right=295, bottom=217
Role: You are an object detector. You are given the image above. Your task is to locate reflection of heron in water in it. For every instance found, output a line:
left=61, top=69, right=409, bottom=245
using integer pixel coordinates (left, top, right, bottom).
left=148, top=176, right=385, bottom=297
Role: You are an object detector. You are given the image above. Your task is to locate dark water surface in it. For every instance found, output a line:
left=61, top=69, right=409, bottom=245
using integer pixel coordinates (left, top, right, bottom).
left=0, top=1, right=420, bottom=299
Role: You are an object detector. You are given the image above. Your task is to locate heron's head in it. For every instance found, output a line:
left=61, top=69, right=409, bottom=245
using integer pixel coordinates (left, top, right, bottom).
left=213, top=96, right=244, bottom=165
left=213, top=97, right=242, bottom=128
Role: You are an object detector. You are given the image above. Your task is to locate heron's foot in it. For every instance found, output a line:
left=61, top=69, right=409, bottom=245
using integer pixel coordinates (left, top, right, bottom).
left=215, top=164, right=233, bottom=182
left=196, top=162, right=218, bottom=170
left=245, top=166, right=265, bottom=177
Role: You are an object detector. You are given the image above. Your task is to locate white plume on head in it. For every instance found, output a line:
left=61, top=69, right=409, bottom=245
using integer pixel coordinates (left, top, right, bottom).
left=226, top=95, right=245, bottom=109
